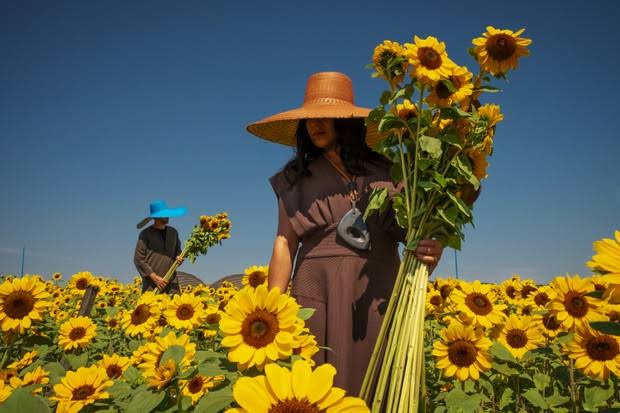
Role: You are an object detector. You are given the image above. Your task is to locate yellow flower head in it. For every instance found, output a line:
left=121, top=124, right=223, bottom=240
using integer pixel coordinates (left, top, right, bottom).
left=52, top=273, right=62, bottom=281
left=242, top=265, right=269, bottom=289
left=9, top=366, right=49, bottom=393
left=292, top=327, right=321, bottom=366
left=395, top=99, right=418, bottom=121
left=426, top=65, right=474, bottom=108
left=549, top=274, right=607, bottom=330
left=7, top=350, right=38, bottom=371
left=587, top=231, right=620, bottom=275
left=533, top=312, right=565, bottom=339
left=466, top=148, right=489, bottom=181
left=164, top=292, right=205, bottom=330
left=372, top=40, right=408, bottom=85
left=472, top=27, right=532, bottom=75
left=220, top=285, right=303, bottom=371
left=498, top=315, right=544, bottom=359
left=139, top=331, right=196, bottom=383
left=0, top=275, right=50, bottom=334
left=97, top=354, right=131, bottom=379
left=121, top=293, right=161, bottom=337
left=50, top=366, right=113, bottom=413
left=67, top=271, right=95, bottom=291
left=181, top=374, right=225, bottom=405
left=225, top=359, right=369, bottom=413
left=450, top=280, right=506, bottom=328
left=431, top=322, right=493, bottom=381
left=58, top=316, right=97, bottom=351
left=405, top=35, right=454, bottom=85
left=563, top=324, right=620, bottom=381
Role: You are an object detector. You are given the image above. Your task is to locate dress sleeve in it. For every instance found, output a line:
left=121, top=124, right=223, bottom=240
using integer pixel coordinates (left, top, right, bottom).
left=269, top=171, right=306, bottom=238
left=134, top=236, right=155, bottom=278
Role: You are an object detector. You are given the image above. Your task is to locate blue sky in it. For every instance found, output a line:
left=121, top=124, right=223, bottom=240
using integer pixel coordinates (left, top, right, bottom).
left=1, top=0, right=618, bottom=284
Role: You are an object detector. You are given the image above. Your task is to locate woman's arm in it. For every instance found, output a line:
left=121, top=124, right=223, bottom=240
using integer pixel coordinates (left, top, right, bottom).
left=268, top=198, right=300, bottom=292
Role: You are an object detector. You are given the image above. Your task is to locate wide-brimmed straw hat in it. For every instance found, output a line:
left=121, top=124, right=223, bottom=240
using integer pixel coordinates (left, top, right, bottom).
left=246, top=71, right=382, bottom=147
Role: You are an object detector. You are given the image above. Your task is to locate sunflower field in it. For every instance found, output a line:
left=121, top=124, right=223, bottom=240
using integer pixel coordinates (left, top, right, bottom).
left=0, top=231, right=618, bottom=413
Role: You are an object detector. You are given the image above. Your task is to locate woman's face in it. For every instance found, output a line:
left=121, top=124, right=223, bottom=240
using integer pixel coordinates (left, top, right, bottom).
left=306, top=118, right=337, bottom=150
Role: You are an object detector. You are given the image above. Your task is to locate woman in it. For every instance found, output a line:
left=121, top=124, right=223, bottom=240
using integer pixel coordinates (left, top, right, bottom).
left=246, top=72, right=443, bottom=394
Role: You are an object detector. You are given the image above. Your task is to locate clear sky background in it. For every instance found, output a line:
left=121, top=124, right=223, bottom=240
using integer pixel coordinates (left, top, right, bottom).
left=1, top=0, right=618, bottom=284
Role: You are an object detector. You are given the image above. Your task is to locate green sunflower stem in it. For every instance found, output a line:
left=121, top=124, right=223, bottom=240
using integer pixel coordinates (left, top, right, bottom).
left=568, top=358, right=577, bottom=413
left=0, top=333, right=14, bottom=369
left=156, top=248, right=189, bottom=294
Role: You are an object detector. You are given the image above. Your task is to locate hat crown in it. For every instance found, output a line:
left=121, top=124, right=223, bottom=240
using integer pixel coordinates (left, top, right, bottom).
left=303, top=72, right=355, bottom=106
left=150, top=200, right=168, bottom=215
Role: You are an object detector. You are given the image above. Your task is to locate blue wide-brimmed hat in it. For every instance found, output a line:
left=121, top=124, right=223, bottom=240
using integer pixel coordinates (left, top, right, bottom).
left=136, top=200, right=187, bottom=229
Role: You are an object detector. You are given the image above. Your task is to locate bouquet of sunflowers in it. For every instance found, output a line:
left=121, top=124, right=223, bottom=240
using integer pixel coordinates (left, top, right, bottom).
left=158, top=213, right=232, bottom=292
left=359, top=27, right=532, bottom=411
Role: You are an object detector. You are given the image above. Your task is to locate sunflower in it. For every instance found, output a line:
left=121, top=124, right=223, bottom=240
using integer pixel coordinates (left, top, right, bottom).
left=465, top=149, right=489, bottom=181
left=9, top=366, right=49, bottom=393
left=204, top=304, right=224, bottom=325
left=450, top=280, right=506, bottom=328
left=549, top=275, right=607, bottom=330
left=405, top=35, right=454, bottom=85
left=180, top=373, right=225, bottom=405
left=58, top=316, right=97, bottom=351
left=525, top=285, right=556, bottom=310
left=563, top=324, right=620, bottom=380
left=588, top=231, right=620, bottom=276
left=426, top=65, right=474, bottom=108
left=50, top=365, right=113, bottom=413
left=225, top=359, right=369, bottom=413
left=164, top=292, right=205, bottom=330
left=0, top=275, right=50, bottom=334
left=372, top=40, right=408, bottom=85
left=603, top=303, right=620, bottom=323
left=139, top=331, right=196, bottom=387
left=292, top=326, right=320, bottom=366
left=426, top=289, right=445, bottom=316
left=533, top=312, right=565, bottom=339
left=97, top=354, right=131, bottom=379
left=0, top=380, right=12, bottom=403
left=472, top=27, right=532, bottom=76
left=431, top=322, right=493, bottom=381
left=242, top=265, right=269, bottom=289
left=52, top=273, right=62, bottom=281
left=499, top=277, right=522, bottom=305
left=395, top=99, right=418, bottom=121
left=7, top=350, right=38, bottom=370
left=497, top=315, right=544, bottom=359
left=220, top=284, right=303, bottom=370
left=121, top=292, right=160, bottom=337
left=67, top=271, right=94, bottom=291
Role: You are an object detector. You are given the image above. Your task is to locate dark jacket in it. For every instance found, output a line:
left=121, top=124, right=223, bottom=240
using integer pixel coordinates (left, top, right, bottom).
left=134, top=225, right=182, bottom=294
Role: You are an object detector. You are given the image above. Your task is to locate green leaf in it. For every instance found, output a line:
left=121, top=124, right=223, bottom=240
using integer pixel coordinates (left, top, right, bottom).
left=446, top=192, right=471, bottom=218
left=590, top=321, right=620, bottom=336
left=433, top=172, right=447, bottom=188
left=523, top=388, right=549, bottom=410
left=125, top=389, right=166, bottom=413
left=498, top=387, right=513, bottom=410
left=194, top=386, right=234, bottom=413
left=444, top=387, right=482, bottom=413
left=388, top=87, right=410, bottom=104
left=363, top=188, right=389, bottom=220
left=65, top=352, right=89, bottom=370
left=378, top=112, right=405, bottom=132
left=583, top=384, right=615, bottom=412
left=436, top=131, right=462, bottom=148
left=122, top=365, right=142, bottom=384
left=196, top=351, right=227, bottom=364
left=44, top=362, right=66, bottom=385
left=419, top=136, right=442, bottom=159
left=297, top=308, right=316, bottom=321
left=0, top=388, right=50, bottom=413
left=108, top=381, right=133, bottom=400
left=453, top=156, right=480, bottom=190
left=533, top=372, right=551, bottom=393
left=492, top=362, right=519, bottom=376
left=160, top=344, right=186, bottom=367
left=546, top=391, right=570, bottom=407
left=555, top=332, right=574, bottom=345
left=440, top=107, right=471, bottom=119
left=440, top=79, right=457, bottom=93
left=490, top=342, right=516, bottom=363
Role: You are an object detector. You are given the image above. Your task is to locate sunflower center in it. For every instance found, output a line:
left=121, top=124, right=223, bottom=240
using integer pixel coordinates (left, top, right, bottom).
left=542, top=313, right=562, bottom=331
left=447, top=339, right=477, bottom=367
left=440, top=285, right=452, bottom=299
left=106, top=365, right=123, bottom=379
left=534, top=292, right=550, bottom=307
left=249, top=271, right=267, bottom=288
left=72, top=385, right=95, bottom=400
left=76, top=278, right=89, bottom=290
left=435, top=81, right=453, bottom=99
left=430, top=295, right=442, bottom=306
left=564, top=292, right=589, bottom=318
left=521, top=285, right=537, bottom=298
left=206, top=313, right=221, bottom=324
left=269, top=399, right=321, bottom=413
left=419, top=47, right=442, bottom=69
left=176, top=304, right=194, bottom=321
left=3, top=291, right=35, bottom=319
left=69, top=327, right=86, bottom=341
left=378, top=50, right=397, bottom=69
left=188, top=376, right=204, bottom=393
left=609, top=311, right=620, bottom=323
left=131, top=304, right=151, bottom=325
left=594, top=284, right=606, bottom=291
left=465, top=293, right=492, bottom=315
left=486, top=34, right=517, bottom=61
left=506, top=329, right=527, bottom=348
left=241, top=310, right=279, bottom=348
left=586, top=335, right=620, bottom=361
left=505, top=286, right=516, bottom=299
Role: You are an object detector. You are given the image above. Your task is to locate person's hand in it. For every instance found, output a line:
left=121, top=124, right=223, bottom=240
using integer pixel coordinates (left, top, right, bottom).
left=149, top=273, right=168, bottom=290
left=175, top=255, right=184, bottom=266
left=414, top=239, right=443, bottom=275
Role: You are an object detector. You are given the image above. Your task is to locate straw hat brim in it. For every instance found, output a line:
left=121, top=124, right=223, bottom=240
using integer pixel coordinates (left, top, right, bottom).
left=246, top=102, right=384, bottom=148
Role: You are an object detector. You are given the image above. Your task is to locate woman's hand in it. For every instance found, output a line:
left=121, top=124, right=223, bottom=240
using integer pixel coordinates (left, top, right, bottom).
left=414, top=239, right=444, bottom=275
left=175, top=255, right=184, bottom=266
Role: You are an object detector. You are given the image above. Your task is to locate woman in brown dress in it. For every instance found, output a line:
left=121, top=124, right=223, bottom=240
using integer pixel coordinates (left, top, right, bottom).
left=246, top=72, right=443, bottom=395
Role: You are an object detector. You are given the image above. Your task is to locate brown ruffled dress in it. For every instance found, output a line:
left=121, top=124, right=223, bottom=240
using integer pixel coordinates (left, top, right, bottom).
left=269, top=155, right=404, bottom=395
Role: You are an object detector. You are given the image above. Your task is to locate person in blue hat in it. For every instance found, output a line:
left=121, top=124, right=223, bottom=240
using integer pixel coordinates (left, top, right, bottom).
left=133, top=200, right=187, bottom=294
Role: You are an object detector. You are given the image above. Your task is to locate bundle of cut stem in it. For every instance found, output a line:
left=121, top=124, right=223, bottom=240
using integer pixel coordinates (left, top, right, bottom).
left=359, top=250, right=429, bottom=412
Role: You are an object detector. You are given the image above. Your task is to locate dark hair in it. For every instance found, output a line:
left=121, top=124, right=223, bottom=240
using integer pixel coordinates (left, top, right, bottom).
left=282, top=118, right=389, bottom=186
